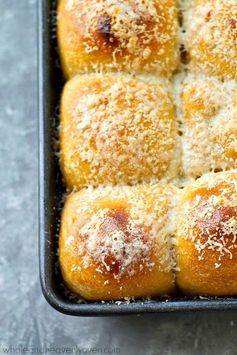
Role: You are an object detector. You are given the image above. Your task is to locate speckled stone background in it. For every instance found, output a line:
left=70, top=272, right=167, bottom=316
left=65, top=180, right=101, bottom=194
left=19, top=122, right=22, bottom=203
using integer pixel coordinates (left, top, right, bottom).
left=1, top=0, right=237, bottom=354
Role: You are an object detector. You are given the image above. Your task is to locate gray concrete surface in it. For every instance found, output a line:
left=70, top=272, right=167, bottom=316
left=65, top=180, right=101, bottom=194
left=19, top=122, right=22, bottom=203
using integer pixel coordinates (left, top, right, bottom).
left=1, top=1, right=237, bottom=354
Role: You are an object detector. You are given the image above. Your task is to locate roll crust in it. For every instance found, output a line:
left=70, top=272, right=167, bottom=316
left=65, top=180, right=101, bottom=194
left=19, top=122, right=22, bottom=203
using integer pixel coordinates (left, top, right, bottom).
left=181, top=76, right=237, bottom=178
left=185, top=0, right=237, bottom=79
left=57, top=0, right=179, bottom=78
left=176, top=171, right=237, bottom=296
left=59, top=184, right=176, bottom=301
left=60, top=74, right=179, bottom=190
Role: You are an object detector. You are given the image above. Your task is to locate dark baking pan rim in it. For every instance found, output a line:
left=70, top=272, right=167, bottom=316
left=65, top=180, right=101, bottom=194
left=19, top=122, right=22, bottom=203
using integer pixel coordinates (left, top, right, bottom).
left=38, top=0, right=237, bottom=316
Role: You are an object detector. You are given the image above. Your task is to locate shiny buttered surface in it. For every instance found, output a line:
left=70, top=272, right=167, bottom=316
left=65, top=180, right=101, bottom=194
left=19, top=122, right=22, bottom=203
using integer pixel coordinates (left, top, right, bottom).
left=57, top=0, right=179, bottom=78
left=176, top=171, right=237, bottom=296
left=57, top=0, right=237, bottom=300
left=59, top=184, right=176, bottom=301
left=60, top=74, right=179, bottom=190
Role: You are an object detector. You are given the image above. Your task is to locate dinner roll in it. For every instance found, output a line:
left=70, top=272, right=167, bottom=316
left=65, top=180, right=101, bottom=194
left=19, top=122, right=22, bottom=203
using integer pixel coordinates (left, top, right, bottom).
left=60, top=74, right=179, bottom=190
left=57, top=0, right=179, bottom=78
left=185, top=0, right=237, bottom=79
left=176, top=171, right=237, bottom=296
left=59, top=184, right=176, bottom=300
left=181, top=76, right=237, bottom=178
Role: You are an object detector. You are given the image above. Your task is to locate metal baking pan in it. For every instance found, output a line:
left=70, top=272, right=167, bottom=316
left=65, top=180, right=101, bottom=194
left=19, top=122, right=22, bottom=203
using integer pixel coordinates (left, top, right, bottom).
left=38, top=0, right=237, bottom=316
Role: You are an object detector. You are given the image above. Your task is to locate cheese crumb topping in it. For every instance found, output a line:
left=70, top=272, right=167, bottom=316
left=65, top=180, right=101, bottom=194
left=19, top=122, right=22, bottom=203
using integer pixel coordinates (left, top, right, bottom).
left=177, top=171, right=237, bottom=266
left=60, top=0, right=179, bottom=76
left=64, top=184, right=176, bottom=279
left=185, top=0, right=237, bottom=79
left=60, top=74, right=179, bottom=188
left=181, top=76, right=237, bottom=178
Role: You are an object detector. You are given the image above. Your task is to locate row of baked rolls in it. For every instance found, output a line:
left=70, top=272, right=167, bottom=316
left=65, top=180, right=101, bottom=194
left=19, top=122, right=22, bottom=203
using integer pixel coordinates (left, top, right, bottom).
left=59, top=170, right=237, bottom=301
left=60, top=72, right=237, bottom=186
left=58, top=0, right=180, bottom=301
left=57, top=0, right=180, bottom=78
left=58, top=0, right=237, bottom=81
left=184, top=0, right=237, bottom=80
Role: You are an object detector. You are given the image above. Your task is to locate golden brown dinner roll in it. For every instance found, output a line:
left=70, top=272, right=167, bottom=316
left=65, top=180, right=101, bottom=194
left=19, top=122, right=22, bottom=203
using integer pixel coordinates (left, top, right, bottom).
left=57, top=0, right=179, bottom=78
left=181, top=76, right=237, bottom=178
left=59, top=183, right=176, bottom=301
left=185, top=0, right=237, bottom=79
left=176, top=170, right=237, bottom=296
left=60, top=73, right=180, bottom=190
